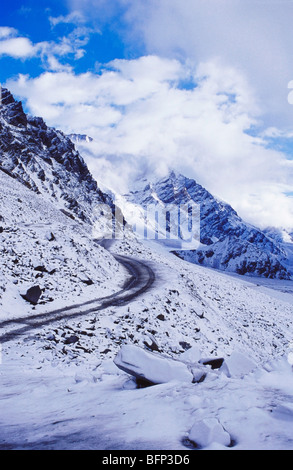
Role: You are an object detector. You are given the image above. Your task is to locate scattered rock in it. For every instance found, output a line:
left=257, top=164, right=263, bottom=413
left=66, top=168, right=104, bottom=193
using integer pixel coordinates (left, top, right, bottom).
left=80, top=278, right=94, bottom=286
left=46, top=333, right=56, bottom=341
left=101, top=348, right=111, bottom=355
left=143, top=338, right=160, bottom=352
left=199, top=357, right=225, bottom=370
left=45, top=232, right=55, bottom=241
left=64, top=335, right=79, bottom=345
left=34, top=265, right=56, bottom=275
left=156, top=314, right=165, bottom=321
left=60, top=208, right=75, bottom=220
left=179, top=341, right=192, bottom=351
left=143, top=332, right=160, bottom=352
left=21, top=285, right=42, bottom=305
left=34, top=265, right=48, bottom=273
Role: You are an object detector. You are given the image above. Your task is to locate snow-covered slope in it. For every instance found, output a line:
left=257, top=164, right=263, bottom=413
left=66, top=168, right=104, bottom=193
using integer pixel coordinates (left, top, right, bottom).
left=263, top=227, right=293, bottom=245
left=0, top=88, right=127, bottom=318
left=0, top=169, right=128, bottom=319
left=123, top=171, right=292, bottom=279
left=1, top=237, right=293, bottom=450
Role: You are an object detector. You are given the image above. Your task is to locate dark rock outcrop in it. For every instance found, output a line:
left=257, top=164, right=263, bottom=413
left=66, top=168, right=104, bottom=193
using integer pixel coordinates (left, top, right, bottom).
left=21, top=286, right=43, bottom=305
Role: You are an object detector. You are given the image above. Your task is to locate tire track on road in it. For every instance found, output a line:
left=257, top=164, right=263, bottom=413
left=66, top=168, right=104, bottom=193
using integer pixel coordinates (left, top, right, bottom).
left=0, top=255, right=155, bottom=344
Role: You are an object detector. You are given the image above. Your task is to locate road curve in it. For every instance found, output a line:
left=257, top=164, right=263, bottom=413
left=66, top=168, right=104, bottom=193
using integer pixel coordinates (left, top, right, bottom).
left=0, top=254, right=155, bottom=344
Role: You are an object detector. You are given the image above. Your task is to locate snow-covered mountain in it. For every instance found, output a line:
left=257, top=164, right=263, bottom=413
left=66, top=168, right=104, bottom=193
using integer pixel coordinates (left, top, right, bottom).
left=263, top=227, right=293, bottom=245
left=0, top=88, right=111, bottom=225
left=0, top=88, right=128, bottom=314
left=123, top=171, right=292, bottom=279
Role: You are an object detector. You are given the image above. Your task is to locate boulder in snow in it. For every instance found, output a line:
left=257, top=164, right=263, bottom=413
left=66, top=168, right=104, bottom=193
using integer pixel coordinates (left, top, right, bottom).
left=114, top=344, right=193, bottom=385
left=64, top=335, right=79, bottom=345
left=188, top=418, right=231, bottom=448
left=45, top=231, right=55, bottom=241
left=220, top=351, right=257, bottom=378
left=21, top=285, right=42, bottom=305
left=199, top=357, right=225, bottom=370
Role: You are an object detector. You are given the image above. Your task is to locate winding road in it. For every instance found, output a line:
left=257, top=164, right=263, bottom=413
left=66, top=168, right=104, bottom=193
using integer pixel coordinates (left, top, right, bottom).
left=0, top=251, right=155, bottom=344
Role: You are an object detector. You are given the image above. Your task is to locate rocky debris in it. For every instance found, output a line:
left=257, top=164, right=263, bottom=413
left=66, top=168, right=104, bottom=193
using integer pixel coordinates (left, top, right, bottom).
left=64, top=335, right=79, bottom=345
left=34, top=265, right=48, bottom=273
left=45, top=232, right=55, bottom=242
left=179, top=347, right=256, bottom=380
left=156, top=314, right=165, bottom=321
left=188, top=418, right=231, bottom=448
left=143, top=333, right=160, bottom=352
left=21, top=285, right=43, bottom=305
left=179, top=341, right=192, bottom=351
left=80, top=277, right=94, bottom=286
left=114, top=345, right=194, bottom=385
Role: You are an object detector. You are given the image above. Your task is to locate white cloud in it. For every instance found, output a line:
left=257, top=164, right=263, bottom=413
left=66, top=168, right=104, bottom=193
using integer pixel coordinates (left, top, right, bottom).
left=0, top=27, right=18, bottom=39
left=0, top=37, right=36, bottom=59
left=49, top=11, right=86, bottom=27
left=0, top=23, right=96, bottom=71
left=69, top=0, right=293, bottom=130
left=38, top=23, right=100, bottom=70
left=6, top=55, right=293, bottom=229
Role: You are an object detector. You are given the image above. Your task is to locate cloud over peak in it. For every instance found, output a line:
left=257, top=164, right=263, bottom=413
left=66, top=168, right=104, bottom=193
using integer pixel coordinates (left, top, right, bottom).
left=6, top=54, right=293, bottom=228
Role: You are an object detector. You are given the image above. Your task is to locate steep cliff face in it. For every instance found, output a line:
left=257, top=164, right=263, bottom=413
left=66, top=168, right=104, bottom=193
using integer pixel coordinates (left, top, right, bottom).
left=124, top=171, right=292, bottom=279
left=0, top=87, right=110, bottom=224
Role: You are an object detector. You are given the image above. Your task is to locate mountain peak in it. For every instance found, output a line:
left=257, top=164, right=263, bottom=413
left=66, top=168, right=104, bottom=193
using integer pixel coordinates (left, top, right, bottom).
left=0, top=87, right=27, bottom=127
left=1, top=87, right=15, bottom=106
left=123, top=171, right=292, bottom=279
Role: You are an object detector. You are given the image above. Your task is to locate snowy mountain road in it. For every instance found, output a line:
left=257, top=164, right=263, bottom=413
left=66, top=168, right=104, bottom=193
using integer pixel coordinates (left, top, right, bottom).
left=0, top=254, right=155, bottom=344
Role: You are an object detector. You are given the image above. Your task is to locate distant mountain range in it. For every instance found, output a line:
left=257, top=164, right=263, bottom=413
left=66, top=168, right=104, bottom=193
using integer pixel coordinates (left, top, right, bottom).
left=123, top=172, right=293, bottom=279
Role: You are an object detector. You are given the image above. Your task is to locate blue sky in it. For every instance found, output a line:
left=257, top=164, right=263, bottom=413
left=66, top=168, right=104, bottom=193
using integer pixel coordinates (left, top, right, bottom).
left=0, top=0, right=131, bottom=81
left=0, top=0, right=293, bottom=229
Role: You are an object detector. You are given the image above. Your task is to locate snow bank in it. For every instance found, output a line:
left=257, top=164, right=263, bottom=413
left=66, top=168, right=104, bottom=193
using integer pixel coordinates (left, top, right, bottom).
left=114, top=345, right=194, bottom=385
